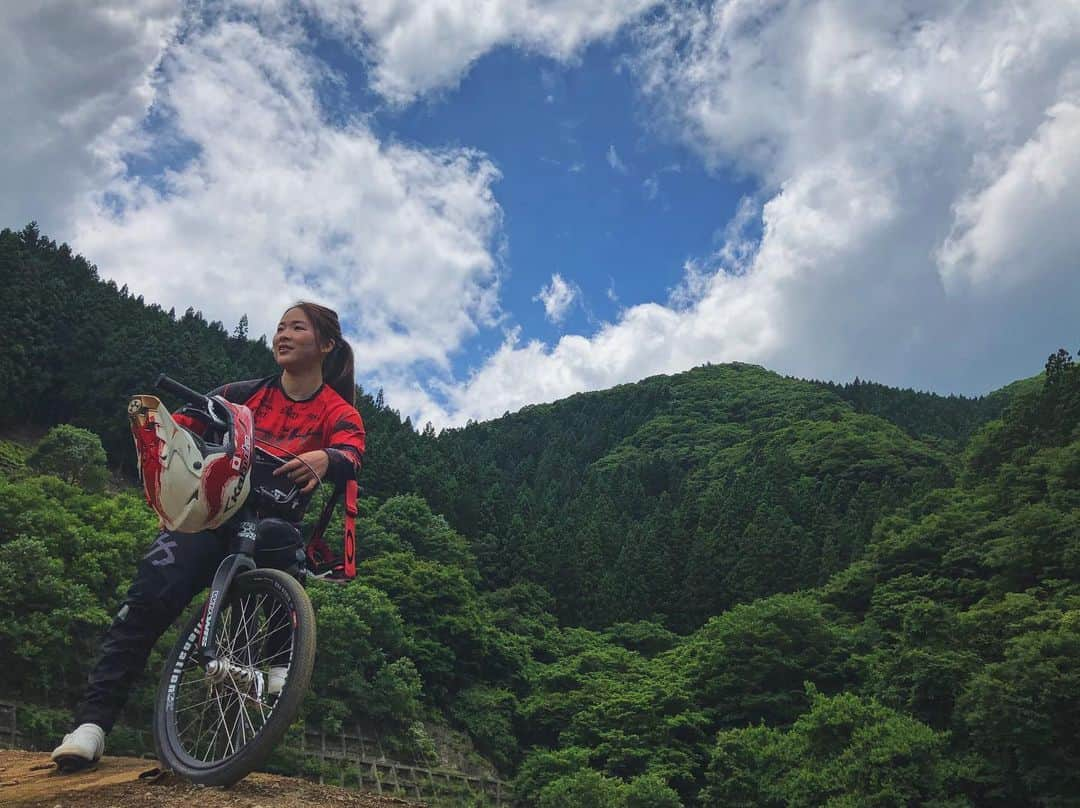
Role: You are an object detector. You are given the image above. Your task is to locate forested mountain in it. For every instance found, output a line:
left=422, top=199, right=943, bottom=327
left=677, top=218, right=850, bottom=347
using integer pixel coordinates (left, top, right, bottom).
left=404, top=364, right=1011, bottom=629
left=817, top=375, right=1022, bottom=446
left=3, top=224, right=1076, bottom=806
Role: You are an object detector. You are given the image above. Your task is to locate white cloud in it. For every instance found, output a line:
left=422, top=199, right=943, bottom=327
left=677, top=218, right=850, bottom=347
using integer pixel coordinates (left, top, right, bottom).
left=70, top=17, right=504, bottom=374
left=643, top=163, right=681, bottom=202
left=415, top=0, right=1080, bottom=426
left=534, top=273, right=580, bottom=324
left=0, top=0, right=655, bottom=428
left=606, top=144, right=628, bottom=174
left=938, top=98, right=1080, bottom=293
left=0, top=0, right=181, bottom=233
left=624, top=0, right=1080, bottom=395
left=303, top=0, right=660, bottom=104
left=6, top=0, right=1079, bottom=432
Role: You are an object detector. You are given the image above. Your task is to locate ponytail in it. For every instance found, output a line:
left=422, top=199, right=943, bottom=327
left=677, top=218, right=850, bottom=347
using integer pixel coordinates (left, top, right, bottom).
left=291, top=301, right=356, bottom=406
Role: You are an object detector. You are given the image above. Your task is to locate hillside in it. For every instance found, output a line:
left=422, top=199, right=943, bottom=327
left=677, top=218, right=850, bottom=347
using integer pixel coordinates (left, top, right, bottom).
left=816, top=374, right=1023, bottom=445
left=411, top=362, right=1000, bottom=628
left=504, top=350, right=1080, bottom=806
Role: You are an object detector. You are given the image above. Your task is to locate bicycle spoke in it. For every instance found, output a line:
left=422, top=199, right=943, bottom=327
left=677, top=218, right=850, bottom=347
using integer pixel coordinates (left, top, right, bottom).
left=240, top=628, right=293, bottom=668
left=219, top=607, right=237, bottom=659
left=176, top=672, right=214, bottom=690
left=178, top=686, right=215, bottom=746
left=208, top=696, right=229, bottom=762
left=228, top=669, right=259, bottom=741
left=225, top=668, right=246, bottom=743
left=233, top=602, right=282, bottom=653
left=191, top=689, right=211, bottom=756
left=235, top=619, right=291, bottom=663
left=229, top=691, right=244, bottom=756
left=255, top=689, right=268, bottom=725
left=200, top=688, right=226, bottom=762
left=240, top=594, right=267, bottom=668
left=241, top=626, right=286, bottom=661
left=176, top=692, right=222, bottom=715
left=216, top=690, right=232, bottom=758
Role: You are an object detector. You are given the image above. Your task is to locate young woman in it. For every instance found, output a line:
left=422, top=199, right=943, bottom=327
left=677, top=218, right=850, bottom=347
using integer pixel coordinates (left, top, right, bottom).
left=51, top=302, right=365, bottom=770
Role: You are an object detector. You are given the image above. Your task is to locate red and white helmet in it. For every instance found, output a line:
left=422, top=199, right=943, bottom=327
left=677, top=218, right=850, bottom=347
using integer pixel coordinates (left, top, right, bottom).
left=128, top=394, right=254, bottom=532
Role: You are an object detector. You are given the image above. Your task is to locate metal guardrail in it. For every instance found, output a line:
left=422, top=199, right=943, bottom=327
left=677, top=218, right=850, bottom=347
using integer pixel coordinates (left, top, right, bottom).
left=0, top=701, right=22, bottom=749
left=297, top=727, right=508, bottom=804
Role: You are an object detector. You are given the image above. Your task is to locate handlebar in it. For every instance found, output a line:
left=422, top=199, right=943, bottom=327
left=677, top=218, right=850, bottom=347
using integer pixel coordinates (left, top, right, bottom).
left=155, top=373, right=229, bottom=430
left=155, top=374, right=210, bottom=408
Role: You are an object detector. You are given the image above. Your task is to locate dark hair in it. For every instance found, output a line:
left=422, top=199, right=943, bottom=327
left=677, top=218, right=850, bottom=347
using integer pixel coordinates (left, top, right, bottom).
left=288, top=301, right=356, bottom=406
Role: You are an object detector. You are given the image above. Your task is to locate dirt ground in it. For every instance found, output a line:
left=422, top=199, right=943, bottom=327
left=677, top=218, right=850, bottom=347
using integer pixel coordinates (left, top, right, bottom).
left=0, top=749, right=425, bottom=808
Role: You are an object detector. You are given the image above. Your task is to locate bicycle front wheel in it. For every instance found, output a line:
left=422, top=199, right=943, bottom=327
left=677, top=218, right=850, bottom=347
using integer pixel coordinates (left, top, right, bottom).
left=152, top=568, right=316, bottom=786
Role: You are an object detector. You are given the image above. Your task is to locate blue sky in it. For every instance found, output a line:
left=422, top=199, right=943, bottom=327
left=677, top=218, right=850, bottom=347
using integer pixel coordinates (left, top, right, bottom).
left=3, top=1, right=1079, bottom=427
left=333, top=33, right=751, bottom=372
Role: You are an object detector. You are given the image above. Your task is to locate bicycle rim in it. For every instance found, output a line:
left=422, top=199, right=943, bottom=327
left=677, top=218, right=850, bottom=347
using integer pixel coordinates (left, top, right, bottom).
left=162, top=576, right=297, bottom=769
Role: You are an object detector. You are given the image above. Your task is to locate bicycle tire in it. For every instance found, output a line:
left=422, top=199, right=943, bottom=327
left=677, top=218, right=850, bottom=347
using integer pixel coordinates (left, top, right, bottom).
left=152, top=568, right=316, bottom=786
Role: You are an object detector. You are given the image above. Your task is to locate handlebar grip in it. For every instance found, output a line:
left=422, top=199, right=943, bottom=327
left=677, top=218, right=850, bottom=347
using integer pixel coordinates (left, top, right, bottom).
left=155, top=374, right=209, bottom=408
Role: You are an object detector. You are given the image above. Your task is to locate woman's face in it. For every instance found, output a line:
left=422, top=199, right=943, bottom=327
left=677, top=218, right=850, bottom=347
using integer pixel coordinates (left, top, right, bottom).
left=273, top=307, right=332, bottom=371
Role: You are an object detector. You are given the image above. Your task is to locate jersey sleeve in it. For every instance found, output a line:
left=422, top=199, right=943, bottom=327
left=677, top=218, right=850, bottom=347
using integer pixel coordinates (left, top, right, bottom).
left=324, top=404, right=366, bottom=483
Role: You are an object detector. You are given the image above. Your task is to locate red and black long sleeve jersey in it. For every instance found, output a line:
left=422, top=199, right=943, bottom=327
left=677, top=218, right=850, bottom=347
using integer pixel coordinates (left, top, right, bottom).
left=176, top=375, right=365, bottom=484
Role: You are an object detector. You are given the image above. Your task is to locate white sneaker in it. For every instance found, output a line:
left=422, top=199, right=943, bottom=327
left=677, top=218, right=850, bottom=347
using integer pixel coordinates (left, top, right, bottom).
left=267, top=666, right=288, bottom=697
left=51, top=723, right=105, bottom=771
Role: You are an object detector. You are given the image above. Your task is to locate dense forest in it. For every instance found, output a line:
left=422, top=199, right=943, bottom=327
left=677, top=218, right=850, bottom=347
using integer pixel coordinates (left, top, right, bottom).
left=2, top=224, right=1077, bottom=806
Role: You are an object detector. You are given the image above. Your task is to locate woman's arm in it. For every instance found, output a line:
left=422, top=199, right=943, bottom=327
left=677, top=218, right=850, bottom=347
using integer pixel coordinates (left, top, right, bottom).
left=272, top=404, right=365, bottom=492
left=323, top=406, right=365, bottom=483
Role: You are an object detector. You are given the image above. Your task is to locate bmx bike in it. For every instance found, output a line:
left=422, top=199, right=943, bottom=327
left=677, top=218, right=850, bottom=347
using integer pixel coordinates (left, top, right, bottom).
left=148, top=375, right=318, bottom=786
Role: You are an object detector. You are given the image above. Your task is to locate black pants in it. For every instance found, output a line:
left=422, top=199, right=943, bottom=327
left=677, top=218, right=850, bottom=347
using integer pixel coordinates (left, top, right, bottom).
left=73, top=529, right=228, bottom=732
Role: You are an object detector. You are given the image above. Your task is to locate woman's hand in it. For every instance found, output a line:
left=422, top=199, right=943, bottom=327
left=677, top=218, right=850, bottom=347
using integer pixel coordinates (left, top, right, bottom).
left=273, top=450, right=329, bottom=493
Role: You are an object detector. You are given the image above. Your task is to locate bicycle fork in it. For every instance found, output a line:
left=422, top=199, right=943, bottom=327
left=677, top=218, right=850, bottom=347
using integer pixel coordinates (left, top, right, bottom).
left=198, top=516, right=258, bottom=679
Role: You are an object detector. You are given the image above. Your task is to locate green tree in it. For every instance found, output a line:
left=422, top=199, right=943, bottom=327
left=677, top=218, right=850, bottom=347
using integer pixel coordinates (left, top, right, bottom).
left=675, top=593, right=853, bottom=729
left=232, top=314, right=249, bottom=341
left=305, top=582, right=420, bottom=731
left=957, top=611, right=1080, bottom=804
left=449, top=685, right=520, bottom=771
left=26, top=424, right=109, bottom=491
left=538, top=769, right=626, bottom=808
left=704, top=691, right=964, bottom=808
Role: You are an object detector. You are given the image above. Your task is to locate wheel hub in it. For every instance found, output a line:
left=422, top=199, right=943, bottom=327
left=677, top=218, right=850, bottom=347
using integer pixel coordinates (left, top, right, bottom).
left=205, top=658, right=263, bottom=695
